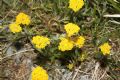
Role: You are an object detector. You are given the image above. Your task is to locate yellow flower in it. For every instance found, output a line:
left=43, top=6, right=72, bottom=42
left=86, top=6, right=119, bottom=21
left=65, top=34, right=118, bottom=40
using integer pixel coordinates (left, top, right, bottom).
left=64, top=23, right=80, bottom=37
left=9, top=23, right=22, bottom=33
left=99, top=43, right=111, bottom=55
left=78, top=53, right=87, bottom=61
left=58, top=38, right=74, bottom=51
left=32, top=36, right=50, bottom=49
left=69, top=0, right=84, bottom=12
left=32, top=36, right=41, bottom=44
left=67, top=63, right=74, bottom=70
left=31, top=66, right=48, bottom=80
left=75, top=36, right=85, bottom=48
left=16, top=12, right=30, bottom=25
left=0, top=26, right=3, bottom=28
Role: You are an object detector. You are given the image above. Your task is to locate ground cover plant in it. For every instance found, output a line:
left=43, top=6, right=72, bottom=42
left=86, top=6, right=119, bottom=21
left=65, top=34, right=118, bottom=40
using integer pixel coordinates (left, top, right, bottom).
left=0, top=0, right=120, bottom=80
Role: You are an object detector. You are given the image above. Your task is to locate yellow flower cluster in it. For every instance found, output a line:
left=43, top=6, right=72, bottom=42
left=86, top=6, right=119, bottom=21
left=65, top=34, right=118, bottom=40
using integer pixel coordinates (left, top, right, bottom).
left=69, top=0, right=84, bottom=12
left=58, top=36, right=85, bottom=51
left=58, top=22, right=85, bottom=51
left=99, top=43, right=111, bottom=55
left=9, top=12, right=30, bottom=33
left=75, top=36, right=85, bottom=48
left=31, top=66, right=48, bottom=80
left=58, top=38, right=74, bottom=51
left=65, top=23, right=80, bottom=37
left=9, top=23, right=22, bottom=33
left=32, top=36, right=50, bottom=49
left=16, top=12, right=31, bottom=25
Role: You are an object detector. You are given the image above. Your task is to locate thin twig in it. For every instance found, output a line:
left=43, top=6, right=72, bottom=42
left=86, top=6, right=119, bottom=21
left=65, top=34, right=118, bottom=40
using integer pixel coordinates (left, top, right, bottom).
left=0, top=49, right=34, bottom=61
left=99, top=70, right=107, bottom=80
left=91, top=62, right=100, bottom=80
left=72, top=65, right=81, bottom=80
left=78, top=70, right=91, bottom=75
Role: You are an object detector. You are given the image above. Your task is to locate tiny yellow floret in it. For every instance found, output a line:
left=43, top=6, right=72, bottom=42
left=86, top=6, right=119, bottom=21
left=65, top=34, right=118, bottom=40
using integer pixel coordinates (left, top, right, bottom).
left=69, top=0, right=84, bottom=12
left=9, top=23, right=22, bottom=33
left=67, top=63, right=74, bottom=70
left=31, top=66, right=48, bottom=80
left=58, top=38, right=74, bottom=51
left=0, top=26, right=3, bottom=28
left=64, top=23, right=80, bottom=37
left=75, top=36, right=85, bottom=48
left=32, top=36, right=50, bottom=49
left=99, top=43, right=111, bottom=55
left=16, top=12, right=30, bottom=25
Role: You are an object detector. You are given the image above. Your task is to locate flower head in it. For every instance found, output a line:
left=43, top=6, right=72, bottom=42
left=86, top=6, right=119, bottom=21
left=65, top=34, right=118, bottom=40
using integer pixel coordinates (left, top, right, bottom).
left=31, top=66, right=48, bottom=80
left=32, top=36, right=50, bottom=49
left=75, top=36, right=85, bottom=48
left=69, top=0, right=84, bottom=12
left=99, top=43, right=111, bottom=55
left=67, top=63, right=74, bottom=70
left=64, top=23, right=80, bottom=37
left=9, top=23, right=22, bottom=33
left=16, top=12, right=30, bottom=25
left=58, top=38, right=74, bottom=51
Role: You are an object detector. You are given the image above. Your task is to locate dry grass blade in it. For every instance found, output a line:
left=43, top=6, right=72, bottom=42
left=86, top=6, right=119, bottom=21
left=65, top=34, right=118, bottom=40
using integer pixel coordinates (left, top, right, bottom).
left=109, top=20, right=120, bottom=24
left=72, top=65, right=81, bottom=80
left=103, top=14, right=120, bottom=17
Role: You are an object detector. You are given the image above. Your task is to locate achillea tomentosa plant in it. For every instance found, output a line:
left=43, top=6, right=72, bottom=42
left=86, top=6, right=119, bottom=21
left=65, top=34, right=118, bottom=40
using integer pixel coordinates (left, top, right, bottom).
left=58, top=37, right=74, bottom=51
left=58, top=23, right=85, bottom=51
left=31, top=66, right=48, bottom=80
left=15, top=12, right=31, bottom=25
left=99, top=42, right=111, bottom=55
left=69, top=0, right=84, bottom=12
left=8, top=0, right=113, bottom=79
left=9, top=22, right=22, bottom=33
left=9, top=12, right=31, bottom=33
left=32, top=36, right=50, bottom=49
left=64, top=23, right=80, bottom=37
